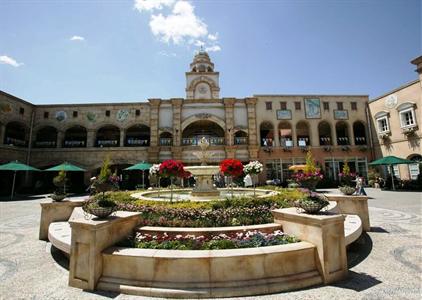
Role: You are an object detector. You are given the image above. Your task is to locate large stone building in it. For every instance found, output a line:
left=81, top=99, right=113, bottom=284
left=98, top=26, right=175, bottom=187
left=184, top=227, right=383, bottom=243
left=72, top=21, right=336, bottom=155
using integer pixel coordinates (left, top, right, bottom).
left=368, top=56, right=422, bottom=180
left=2, top=51, right=418, bottom=189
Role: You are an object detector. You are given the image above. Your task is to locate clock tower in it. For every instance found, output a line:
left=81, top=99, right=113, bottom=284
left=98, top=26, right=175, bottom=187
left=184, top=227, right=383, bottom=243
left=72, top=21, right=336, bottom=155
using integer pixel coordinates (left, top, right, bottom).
left=185, top=49, right=220, bottom=99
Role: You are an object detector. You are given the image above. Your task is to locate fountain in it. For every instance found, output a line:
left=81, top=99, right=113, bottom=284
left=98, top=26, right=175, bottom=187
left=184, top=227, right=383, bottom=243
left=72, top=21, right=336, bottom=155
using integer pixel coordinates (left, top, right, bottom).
left=184, top=137, right=220, bottom=200
left=132, top=137, right=277, bottom=202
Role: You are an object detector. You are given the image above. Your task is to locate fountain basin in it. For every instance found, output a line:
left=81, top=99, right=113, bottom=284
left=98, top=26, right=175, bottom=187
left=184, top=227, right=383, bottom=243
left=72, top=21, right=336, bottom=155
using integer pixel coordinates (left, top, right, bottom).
left=131, top=188, right=278, bottom=202
left=184, top=165, right=221, bottom=200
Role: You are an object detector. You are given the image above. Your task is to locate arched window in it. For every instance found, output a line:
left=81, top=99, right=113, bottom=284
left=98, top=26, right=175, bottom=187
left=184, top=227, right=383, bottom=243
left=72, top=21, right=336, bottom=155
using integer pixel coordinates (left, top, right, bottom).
left=353, top=121, right=367, bottom=145
left=182, top=120, right=225, bottom=145
left=64, top=126, right=87, bottom=148
left=278, top=121, right=293, bottom=148
left=96, top=125, right=120, bottom=147
left=4, top=122, right=28, bottom=147
left=159, top=131, right=173, bottom=146
left=125, top=124, right=150, bottom=147
left=318, top=121, right=332, bottom=146
left=260, top=122, right=274, bottom=147
left=234, top=130, right=248, bottom=145
left=336, top=122, right=349, bottom=145
left=296, top=121, right=310, bottom=147
left=35, top=126, right=58, bottom=148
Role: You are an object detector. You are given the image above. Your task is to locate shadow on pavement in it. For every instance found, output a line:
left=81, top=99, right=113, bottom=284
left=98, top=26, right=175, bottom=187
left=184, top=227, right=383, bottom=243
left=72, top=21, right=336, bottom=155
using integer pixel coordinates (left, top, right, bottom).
left=332, top=271, right=382, bottom=291
left=50, top=245, right=69, bottom=270
left=347, top=232, right=373, bottom=268
left=370, top=226, right=389, bottom=233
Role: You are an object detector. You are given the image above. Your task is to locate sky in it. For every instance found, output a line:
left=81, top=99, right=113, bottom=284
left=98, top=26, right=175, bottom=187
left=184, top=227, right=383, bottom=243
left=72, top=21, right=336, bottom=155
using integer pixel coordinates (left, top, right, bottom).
left=0, top=0, right=420, bottom=104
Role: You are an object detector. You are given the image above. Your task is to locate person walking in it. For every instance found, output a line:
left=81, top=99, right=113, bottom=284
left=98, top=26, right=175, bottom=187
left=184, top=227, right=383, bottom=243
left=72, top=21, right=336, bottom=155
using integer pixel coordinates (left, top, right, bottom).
left=355, top=175, right=367, bottom=196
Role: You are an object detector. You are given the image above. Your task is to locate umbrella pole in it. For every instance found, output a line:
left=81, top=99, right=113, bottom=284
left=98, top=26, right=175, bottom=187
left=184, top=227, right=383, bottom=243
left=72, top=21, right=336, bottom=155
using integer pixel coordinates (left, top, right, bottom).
left=11, top=171, right=17, bottom=201
left=142, top=171, right=145, bottom=189
left=391, top=165, right=395, bottom=191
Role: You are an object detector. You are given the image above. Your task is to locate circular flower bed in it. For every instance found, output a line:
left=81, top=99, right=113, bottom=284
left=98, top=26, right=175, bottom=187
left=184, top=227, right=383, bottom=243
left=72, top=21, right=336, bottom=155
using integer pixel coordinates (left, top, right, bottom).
left=129, top=230, right=299, bottom=250
left=101, top=188, right=306, bottom=227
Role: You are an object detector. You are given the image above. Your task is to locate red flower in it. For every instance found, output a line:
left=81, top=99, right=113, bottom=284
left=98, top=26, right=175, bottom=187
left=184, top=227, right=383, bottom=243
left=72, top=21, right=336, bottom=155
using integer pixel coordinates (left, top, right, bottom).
left=220, top=159, right=244, bottom=177
left=159, top=160, right=185, bottom=178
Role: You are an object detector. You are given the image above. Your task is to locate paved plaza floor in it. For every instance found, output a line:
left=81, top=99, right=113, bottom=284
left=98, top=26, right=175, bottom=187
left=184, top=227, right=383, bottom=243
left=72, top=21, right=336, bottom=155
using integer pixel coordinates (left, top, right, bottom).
left=0, top=188, right=421, bottom=300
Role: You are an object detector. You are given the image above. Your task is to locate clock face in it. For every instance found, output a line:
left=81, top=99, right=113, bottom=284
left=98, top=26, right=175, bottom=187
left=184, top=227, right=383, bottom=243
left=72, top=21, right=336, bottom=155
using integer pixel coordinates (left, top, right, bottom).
left=385, top=94, right=398, bottom=109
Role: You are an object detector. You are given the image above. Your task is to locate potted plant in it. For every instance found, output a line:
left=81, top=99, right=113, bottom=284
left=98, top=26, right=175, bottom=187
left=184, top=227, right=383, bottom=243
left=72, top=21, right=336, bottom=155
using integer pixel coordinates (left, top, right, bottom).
left=243, top=160, right=264, bottom=197
left=338, top=160, right=356, bottom=195
left=292, top=150, right=323, bottom=191
left=220, top=159, right=244, bottom=198
left=295, top=191, right=329, bottom=214
left=51, top=170, right=67, bottom=201
left=159, top=160, right=185, bottom=203
left=83, top=197, right=117, bottom=219
left=83, top=157, right=120, bottom=218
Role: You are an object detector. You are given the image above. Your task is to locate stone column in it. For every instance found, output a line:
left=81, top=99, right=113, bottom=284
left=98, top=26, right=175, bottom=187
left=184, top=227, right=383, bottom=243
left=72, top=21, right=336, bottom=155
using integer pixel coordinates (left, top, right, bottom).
left=310, top=121, right=320, bottom=147
left=119, top=128, right=125, bottom=147
left=331, top=124, right=337, bottom=146
left=148, top=99, right=161, bottom=148
left=223, top=98, right=236, bottom=146
left=0, top=123, right=5, bottom=144
left=68, top=210, right=141, bottom=291
left=171, top=98, right=183, bottom=147
left=272, top=208, right=348, bottom=284
left=245, top=98, right=259, bottom=160
left=348, top=123, right=355, bottom=146
left=87, top=130, right=95, bottom=148
left=56, top=130, right=64, bottom=148
left=291, top=124, right=297, bottom=147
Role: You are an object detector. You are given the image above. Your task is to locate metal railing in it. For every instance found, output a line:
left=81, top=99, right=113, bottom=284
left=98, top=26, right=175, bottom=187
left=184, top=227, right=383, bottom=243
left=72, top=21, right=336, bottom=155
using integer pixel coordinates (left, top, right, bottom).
left=182, top=137, right=225, bottom=146
left=64, top=140, right=86, bottom=147
left=159, top=138, right=173, bottom=146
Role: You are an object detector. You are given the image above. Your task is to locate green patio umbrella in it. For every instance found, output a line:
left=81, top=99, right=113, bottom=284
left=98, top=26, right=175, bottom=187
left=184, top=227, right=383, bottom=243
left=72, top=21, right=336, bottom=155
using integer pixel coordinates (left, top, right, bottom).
left=0, top=161, right=40, bottom=200
left=124, top=161, right=152, bottom=189
left=369, top=156, right=413, bottom=190
left=44, top=162, right=86, bottom=193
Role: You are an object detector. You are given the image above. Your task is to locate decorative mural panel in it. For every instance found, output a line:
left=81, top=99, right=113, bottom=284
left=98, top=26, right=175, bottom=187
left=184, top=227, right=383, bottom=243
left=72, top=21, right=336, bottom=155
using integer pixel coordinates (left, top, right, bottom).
left=0, top=103, right=12, bottom=113
left=55, top=111, right=67, bottom=122
left=334, top=110, right=349, bottom=120
left=304, top=98, right=321, bottom=119
left=276, top=110, right=292, bottom=120
left=86, top=112, right=97, bottom=123
left=116, top=109, right=129, bottom=122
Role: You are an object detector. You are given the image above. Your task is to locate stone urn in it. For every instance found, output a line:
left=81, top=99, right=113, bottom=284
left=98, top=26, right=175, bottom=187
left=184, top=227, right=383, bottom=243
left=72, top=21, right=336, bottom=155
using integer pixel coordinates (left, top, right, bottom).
left=339, top=186, right=356, bottom=195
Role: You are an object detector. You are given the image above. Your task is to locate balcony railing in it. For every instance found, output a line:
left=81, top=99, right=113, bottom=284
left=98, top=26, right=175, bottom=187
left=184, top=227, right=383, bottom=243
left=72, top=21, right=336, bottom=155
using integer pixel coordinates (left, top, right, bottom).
left=96, top=140, right=118, bottom=147
left=261, top=138, right=273, bottom=147
left=64, top=140, right=86, bottom=148
left=234, top=137, right=248, bottom=145
left=337, top=137, right=349, bottom=145
left=34, top=141, right=56, bottom=148
left=319, top=137, right=331, bottom=145
left=354, top=137, right=366, bottom=145
left=4, top=137, right=27, bottom=147
left=159, top=138, right=173, bottom=146
left=182, top=137, right=225, bottom=146
left=126, top=138, right=149, bottom=146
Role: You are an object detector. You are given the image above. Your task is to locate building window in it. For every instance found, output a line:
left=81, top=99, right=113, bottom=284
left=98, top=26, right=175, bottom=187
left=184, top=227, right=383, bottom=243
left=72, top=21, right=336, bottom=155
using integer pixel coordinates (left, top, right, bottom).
left=43, top=111, right=49, bottom=119
left=337, top=102, right=343, bottom=110
left=105, top=110, right=110, bottom=117
left=351, top=102, right=357, bottom=110
left=294, top=102, right=301, bottom=110
left=280, top=102, right=287, bottom=110
left=135, top=109, right=140, bottom=116
left=19, top=107, right=24, bottom=115
left=73, top=111, right=78, bottom=118
left=323, top=102, right=329, bottom=111
left=399, top=108, right=416, bottom=128
left=377, top=116, right=390, bottom=133
left=265, top=102, right=272, bottom=110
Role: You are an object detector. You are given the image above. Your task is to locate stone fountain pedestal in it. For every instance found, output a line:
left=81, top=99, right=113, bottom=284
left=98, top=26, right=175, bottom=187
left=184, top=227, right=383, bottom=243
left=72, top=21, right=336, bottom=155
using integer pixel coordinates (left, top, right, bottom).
left=184, top=165, right=220, bottom=200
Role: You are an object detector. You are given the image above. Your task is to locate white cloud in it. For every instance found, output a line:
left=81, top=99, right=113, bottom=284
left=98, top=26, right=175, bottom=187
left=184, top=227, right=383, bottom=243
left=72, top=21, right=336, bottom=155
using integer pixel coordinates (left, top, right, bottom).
left=134, top=0, right=174, bottom=12
left=207, top=33, right=218, bottom=41
left=149, top=1, right=207, bottom=45
left=158, top=50, right=177, bottom=57
left=205, top=45, right=221, bottom=52
left=135, top=0, right=222, bottom=51
left=0, top=55, right=23, bottom=67
left=70, top=35, right=85, bottom=41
